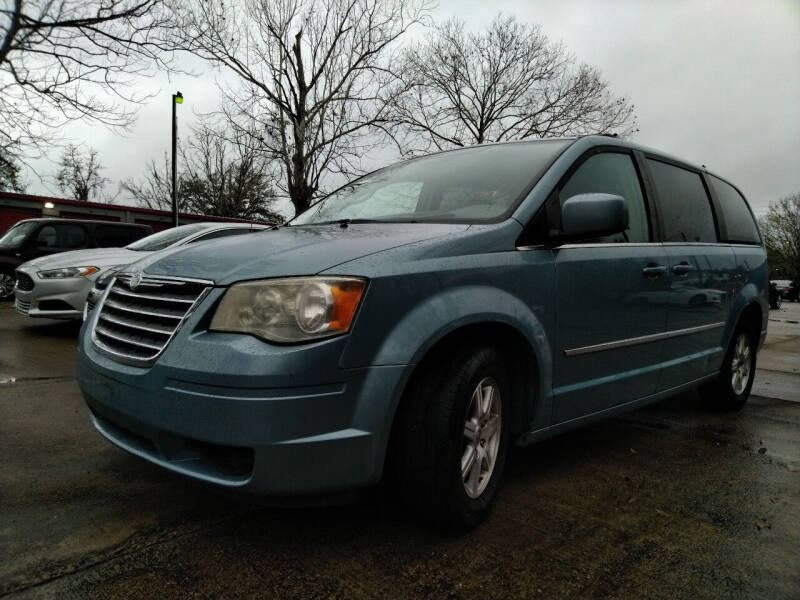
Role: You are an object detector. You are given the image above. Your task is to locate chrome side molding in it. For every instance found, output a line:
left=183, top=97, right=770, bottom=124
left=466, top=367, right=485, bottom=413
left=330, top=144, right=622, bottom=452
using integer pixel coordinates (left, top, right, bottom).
left=564, top=321, right=726, bottom=357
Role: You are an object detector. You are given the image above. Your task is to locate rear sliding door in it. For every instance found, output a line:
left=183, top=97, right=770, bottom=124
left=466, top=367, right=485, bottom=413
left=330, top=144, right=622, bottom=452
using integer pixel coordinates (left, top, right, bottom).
left=645, top=159, right=737, bottom=391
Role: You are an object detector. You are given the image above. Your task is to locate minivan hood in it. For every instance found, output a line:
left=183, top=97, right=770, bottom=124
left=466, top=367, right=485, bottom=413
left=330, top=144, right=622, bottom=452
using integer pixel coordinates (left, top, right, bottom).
left=134, top=223, right=468, bottom=284
left=19, top=247, right=143, bottom=271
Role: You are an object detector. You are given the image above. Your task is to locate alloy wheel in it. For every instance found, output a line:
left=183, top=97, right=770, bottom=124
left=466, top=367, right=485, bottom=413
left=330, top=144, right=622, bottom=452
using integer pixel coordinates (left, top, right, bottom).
left=730, top=333, right=752, bottom=396
left=461, top=377, right=502, bottom=499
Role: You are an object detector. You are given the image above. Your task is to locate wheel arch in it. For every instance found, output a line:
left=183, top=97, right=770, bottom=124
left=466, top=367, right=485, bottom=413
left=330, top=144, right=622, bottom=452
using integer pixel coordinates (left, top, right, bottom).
left=727, top=282, right=767, bottom=351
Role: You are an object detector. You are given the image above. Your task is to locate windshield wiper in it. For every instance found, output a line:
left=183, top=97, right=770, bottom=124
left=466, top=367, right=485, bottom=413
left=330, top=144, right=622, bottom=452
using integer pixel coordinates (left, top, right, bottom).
left=305, top=218, right=384, bottom=228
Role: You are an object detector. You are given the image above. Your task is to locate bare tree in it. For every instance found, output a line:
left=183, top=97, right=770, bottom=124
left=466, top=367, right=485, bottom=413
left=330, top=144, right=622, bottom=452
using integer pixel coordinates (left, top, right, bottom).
left=120, top=124, right=283, bottom=222
left=391, top=15, right=636, bottom=154
left=0, top=0, right=176, bottom=163
left=171, top=0, right=430, bottom=217
left=760, top=192, right=800, bottom=281
left=181, top=124, right=283, bottom=222
left=0, top=148, right=25, bottom=192
left=55, top=145, right=108, bottom=200
left=119, top=152, right=186, bottom=212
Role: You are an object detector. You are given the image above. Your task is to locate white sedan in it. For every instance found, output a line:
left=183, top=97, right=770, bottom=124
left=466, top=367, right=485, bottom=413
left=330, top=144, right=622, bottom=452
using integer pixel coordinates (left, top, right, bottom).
left=14, top=222, right=268, bottom=319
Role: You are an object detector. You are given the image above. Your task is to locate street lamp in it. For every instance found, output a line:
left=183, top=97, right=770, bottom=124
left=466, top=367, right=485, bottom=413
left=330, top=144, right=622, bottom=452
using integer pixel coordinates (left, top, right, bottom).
left=171, top=91, right=183, bottom=228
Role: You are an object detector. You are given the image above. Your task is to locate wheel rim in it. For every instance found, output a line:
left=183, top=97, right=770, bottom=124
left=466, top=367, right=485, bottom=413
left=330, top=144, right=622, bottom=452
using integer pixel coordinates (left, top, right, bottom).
left=0, top=273, right=14, bottom=299
left=461, top=377, right=502, bottom=499
left=730, top=333, right=752, bottom=396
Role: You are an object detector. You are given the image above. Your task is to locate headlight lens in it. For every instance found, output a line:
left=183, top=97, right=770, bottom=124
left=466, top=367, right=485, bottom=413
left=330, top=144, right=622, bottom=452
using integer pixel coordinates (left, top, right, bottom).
left=38, top=266, right=99, bottom=279
left=210, top=277, right=366, bottom=343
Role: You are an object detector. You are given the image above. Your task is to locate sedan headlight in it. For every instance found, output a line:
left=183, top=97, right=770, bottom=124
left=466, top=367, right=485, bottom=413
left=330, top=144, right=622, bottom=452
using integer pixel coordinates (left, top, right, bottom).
left=38, top=266, right=99, bottom=279
left=210, top=277, right=367, bottom=343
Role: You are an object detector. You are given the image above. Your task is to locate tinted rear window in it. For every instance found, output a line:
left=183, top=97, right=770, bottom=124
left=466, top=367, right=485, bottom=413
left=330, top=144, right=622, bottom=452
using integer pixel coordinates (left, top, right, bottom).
left=647, top=159, right=717, bottom=243
left=708, top=176, right=760, bottom=244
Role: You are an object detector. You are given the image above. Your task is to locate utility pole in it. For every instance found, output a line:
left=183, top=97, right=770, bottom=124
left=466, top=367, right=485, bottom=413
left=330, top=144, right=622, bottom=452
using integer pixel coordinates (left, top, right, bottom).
left=171, top=91, right=183, bottom=228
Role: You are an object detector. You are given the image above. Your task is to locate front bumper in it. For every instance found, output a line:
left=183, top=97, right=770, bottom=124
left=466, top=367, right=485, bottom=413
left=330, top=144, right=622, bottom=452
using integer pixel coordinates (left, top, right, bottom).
left=77, top=316, right=413, bottom=496
left=14, top=268, right=92, bottom=319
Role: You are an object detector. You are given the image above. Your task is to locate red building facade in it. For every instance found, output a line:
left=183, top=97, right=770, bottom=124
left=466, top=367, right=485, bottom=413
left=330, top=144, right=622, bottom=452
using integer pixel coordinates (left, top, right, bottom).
left=0, top=192, right=269, bottom=234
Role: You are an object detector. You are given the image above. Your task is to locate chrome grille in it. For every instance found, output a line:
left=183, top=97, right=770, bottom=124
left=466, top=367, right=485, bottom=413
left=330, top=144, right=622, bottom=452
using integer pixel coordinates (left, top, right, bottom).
left=91, top=273, right=212, bottom=366
left=15, top=271, right=34, bottom=291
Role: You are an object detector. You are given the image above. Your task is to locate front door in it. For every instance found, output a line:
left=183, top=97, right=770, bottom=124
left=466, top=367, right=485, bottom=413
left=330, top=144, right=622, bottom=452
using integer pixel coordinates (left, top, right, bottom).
left=550, top=151, right=669, bottom=423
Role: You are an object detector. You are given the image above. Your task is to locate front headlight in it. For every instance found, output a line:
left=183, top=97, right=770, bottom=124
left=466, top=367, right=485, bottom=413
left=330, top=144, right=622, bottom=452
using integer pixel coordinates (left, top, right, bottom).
left=38, top=266, right=99, bottom=279
left=210, top=276, right=367, bottom=343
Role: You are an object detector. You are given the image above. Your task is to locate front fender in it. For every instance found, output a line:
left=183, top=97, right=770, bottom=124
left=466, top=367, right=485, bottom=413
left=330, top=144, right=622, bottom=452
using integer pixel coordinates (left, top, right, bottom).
left=372, top=285, right=551, bottom=369
left=341, top=279, right=555, bottom=436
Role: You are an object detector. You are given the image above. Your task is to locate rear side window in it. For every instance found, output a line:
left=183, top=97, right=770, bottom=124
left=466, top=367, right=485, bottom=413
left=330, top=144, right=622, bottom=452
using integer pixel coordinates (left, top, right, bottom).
left=559, top=152, right=650, bottom=243
left=94, top=225, right=139, bottom=247
left=708, top=176, right=760, bottom=244
left=647, top=159, right=717, bottom=243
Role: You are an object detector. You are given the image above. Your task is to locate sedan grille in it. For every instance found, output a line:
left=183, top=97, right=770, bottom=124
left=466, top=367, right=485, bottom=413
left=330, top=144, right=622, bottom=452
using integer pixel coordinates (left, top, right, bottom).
left=15, top=271, right=34, bottom=291
left=91, top=273, right=212, bottom=366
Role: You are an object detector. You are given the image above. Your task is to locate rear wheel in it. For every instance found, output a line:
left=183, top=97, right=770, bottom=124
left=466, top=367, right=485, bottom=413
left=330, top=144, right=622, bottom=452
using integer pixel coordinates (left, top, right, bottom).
left=699, top=322, right=757, bottom=411
left=392, top=345, right=511, bottom=530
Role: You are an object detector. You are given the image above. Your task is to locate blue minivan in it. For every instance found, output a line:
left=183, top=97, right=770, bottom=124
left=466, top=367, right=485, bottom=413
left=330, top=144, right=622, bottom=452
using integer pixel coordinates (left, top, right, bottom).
left=77, top=135, right=767, bottom=528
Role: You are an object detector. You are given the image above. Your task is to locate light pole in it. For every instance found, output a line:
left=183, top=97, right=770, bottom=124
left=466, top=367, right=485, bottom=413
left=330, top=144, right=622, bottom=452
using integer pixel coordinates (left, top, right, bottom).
left=171, top=91, right=183, bottom=228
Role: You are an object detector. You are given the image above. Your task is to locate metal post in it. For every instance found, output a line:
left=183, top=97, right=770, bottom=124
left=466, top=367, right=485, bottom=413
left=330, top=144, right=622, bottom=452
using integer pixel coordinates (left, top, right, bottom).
left=171, top=91, right=183, bottom=228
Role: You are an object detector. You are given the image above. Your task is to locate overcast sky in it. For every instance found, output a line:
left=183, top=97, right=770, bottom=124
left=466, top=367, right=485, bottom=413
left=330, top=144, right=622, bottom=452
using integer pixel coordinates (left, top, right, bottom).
left=23, top=0, right=800, bottom=218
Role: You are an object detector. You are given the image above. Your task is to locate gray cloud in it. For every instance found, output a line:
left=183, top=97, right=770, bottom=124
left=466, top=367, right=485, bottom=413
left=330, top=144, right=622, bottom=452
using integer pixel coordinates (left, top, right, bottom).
left=24, top=0, right=800, bottom=217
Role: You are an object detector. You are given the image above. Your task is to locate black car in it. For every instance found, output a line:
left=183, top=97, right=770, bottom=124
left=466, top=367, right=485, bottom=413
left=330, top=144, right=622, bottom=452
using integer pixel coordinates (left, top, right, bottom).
left=0, top=218, right=152, bottom=298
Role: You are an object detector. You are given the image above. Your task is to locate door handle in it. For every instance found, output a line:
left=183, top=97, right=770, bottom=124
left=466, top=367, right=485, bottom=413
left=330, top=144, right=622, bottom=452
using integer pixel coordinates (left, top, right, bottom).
left=672, top=262, right=692, bottom=275
left=642, top=264, right=667, bottom=277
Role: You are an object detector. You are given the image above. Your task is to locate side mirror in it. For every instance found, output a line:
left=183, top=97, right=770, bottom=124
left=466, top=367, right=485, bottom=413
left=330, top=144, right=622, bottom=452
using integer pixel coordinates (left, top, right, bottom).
left=557, top=193, right=628, bottom=241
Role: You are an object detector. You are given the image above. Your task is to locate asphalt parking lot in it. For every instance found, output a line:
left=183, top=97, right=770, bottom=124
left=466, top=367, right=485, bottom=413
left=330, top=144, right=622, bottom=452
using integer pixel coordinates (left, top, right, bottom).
left=1, top=302, right=799, bottom=599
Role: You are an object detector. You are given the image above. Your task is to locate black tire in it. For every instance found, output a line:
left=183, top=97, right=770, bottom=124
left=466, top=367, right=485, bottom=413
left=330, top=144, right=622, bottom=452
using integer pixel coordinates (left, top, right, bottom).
left=699, top=321, right=757, bottom=411
left=391, top=344, right=511, bottom=530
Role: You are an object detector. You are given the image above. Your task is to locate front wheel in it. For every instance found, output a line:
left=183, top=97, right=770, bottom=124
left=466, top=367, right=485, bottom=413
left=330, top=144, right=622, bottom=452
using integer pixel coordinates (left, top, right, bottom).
left=392, top=345, right=511, bottom=530
left=0, top=271, right=15, bottom=300
left=699, top=324, right=757, bottom=411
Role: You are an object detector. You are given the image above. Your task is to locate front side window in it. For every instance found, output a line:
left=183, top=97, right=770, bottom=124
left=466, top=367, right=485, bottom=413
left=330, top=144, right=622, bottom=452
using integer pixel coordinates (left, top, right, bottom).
left=559, top=152, right=650, bottom=243
left=708, top=175, right=760, bottom=244
left=35, top=225, right=58, bottom=247
left=648, top=159, right=717, bottom=243
left=292, top=141, right=570, bottom=225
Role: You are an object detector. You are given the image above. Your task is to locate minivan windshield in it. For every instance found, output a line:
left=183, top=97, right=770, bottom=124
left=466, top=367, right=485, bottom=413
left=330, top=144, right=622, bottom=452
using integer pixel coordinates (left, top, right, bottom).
left=126, top=223, right=209, bottom=251
left=292, top=140, right=570, bottom=225
left=0, top=220, right=38, bottom=248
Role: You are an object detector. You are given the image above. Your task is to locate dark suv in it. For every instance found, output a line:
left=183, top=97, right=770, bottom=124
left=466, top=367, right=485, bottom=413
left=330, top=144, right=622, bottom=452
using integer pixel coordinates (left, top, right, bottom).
left=0, top=219, right=151, bottom=298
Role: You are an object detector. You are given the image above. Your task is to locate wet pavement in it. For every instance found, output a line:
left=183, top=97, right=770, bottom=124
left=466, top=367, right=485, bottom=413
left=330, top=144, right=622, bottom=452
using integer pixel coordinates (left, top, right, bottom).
left=1, top=302, right=799, bottom=599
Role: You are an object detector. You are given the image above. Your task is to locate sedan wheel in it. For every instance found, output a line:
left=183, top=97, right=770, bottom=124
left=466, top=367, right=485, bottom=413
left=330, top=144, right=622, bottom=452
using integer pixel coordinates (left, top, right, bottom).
left=0, top=273, right=15, bottom=299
